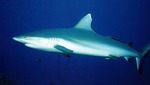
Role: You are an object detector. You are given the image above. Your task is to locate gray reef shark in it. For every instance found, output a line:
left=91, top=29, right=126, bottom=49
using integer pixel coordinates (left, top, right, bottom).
left=13, top=13, right=150, bottom=72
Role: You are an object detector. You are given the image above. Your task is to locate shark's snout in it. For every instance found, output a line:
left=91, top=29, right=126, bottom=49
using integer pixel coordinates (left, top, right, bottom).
left=13, top=37, right=20, bottom=41
left=12, top=36, right=27, bottom=44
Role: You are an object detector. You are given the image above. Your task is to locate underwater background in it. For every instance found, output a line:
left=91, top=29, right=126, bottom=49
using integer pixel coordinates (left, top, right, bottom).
left=1, top=0, right=150, bottom=85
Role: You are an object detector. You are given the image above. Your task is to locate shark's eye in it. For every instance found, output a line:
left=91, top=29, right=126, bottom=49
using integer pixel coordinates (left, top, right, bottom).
left=23, top=36, right=29, bottom=39
left=23, top=36, right=27, bottom=38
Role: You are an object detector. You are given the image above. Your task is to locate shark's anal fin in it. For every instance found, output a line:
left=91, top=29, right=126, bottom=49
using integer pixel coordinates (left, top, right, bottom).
left=124, top=57, right=131, bottom=63
left=54, top=45, right=73, bottom=58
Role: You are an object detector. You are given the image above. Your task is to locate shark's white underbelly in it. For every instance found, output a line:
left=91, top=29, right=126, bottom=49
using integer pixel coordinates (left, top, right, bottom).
left=57, top=38, right=139, bottom=57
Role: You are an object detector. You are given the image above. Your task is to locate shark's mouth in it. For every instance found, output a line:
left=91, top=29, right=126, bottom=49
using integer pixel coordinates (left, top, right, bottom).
left=25, top=43, right=36, bottom=48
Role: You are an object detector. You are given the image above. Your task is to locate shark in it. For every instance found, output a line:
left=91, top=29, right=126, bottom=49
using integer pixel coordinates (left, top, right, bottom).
left=13, top=13, right=150, bottom=71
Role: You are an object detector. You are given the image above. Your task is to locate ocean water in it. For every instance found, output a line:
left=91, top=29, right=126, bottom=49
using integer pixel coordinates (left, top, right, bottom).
left=0, top=0, right=150, bottom=85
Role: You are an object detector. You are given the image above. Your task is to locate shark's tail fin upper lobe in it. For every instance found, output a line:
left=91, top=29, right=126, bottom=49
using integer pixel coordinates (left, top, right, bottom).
left=140, top=44, right=150, bottom=57
left=136, top=44, right=150, bottom=73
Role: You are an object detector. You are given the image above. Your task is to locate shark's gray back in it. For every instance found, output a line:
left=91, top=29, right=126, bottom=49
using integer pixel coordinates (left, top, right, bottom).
left=24, top=28, right=139, bottom=57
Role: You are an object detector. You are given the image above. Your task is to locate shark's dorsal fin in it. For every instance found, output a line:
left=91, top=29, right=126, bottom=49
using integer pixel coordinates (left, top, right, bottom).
left=74, top=13, right=94, bottom=32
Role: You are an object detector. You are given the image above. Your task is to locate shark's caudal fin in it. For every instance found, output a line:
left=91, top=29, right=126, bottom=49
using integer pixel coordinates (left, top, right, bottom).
left=140, top=44, right=150, bottom=57
left=136, top=44, right=150, bottom=72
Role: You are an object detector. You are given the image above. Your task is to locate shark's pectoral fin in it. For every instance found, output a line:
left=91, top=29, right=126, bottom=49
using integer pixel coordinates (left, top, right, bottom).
left=54, top=45, right=73, bottom=58
left=62, top=53, right=71, bottom=58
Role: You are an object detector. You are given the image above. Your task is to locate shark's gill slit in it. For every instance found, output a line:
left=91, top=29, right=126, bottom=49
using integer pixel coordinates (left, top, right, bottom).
left=49, top=38, right=60, bottom=45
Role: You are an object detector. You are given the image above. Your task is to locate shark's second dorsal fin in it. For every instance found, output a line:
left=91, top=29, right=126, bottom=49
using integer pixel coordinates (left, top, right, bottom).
left=74, top=13, right=94, bottom=32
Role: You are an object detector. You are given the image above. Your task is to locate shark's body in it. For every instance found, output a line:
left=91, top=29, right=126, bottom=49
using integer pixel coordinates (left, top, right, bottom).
left=13, top=14, right=150, bottom=71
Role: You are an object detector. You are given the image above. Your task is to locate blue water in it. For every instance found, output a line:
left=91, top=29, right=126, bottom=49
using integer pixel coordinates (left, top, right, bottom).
left=1, top=0, right=150, bottom=85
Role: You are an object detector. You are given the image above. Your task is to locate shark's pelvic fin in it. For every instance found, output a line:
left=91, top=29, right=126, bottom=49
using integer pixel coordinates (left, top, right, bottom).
left=109, top=55, right=119, bottom=60
left=74, top=13, right=94, bottom=32
left=105, top=57, right=112, bottom=60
